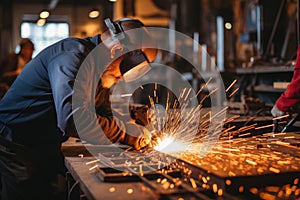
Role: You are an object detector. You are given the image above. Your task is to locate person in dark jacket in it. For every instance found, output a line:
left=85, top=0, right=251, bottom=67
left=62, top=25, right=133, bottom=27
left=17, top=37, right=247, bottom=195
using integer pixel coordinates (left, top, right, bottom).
left=0, top=38, right=35, bottom=87
left=271, top=45, right=300, bottom=117
left=0, top=18, right=157, bottom=200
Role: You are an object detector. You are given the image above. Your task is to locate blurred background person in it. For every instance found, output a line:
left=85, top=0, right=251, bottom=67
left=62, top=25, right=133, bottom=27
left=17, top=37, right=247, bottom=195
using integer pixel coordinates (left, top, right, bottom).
left=0, top=38, right=35, bottom=89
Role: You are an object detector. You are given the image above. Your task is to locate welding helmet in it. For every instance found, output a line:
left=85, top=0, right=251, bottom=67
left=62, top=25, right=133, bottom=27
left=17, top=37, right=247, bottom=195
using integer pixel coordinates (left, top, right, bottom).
left=104, top=18, right=157, bottom=82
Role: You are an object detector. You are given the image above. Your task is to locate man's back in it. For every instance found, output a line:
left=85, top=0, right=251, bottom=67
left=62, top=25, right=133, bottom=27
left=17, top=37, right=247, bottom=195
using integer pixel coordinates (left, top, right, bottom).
left=0, top=36, right=98, bottom=145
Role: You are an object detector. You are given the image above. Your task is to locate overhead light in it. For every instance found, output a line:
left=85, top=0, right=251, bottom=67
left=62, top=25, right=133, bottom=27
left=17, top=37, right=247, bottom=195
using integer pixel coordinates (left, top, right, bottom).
left=225, top=22, right=232, bottom=30
left=109, top=0, right=117, bottom=2
left=39, top=10, right=50, bottom=19
left=37, top=18, right=46, bottom=26
left=89, top=9, right=100, bottom=19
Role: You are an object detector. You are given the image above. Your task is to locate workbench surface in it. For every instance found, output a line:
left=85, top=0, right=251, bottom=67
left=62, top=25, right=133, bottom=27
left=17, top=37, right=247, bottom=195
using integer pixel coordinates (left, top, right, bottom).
left=62, top=134, right=300, bottom=200
left=65, top=156, right=157, bottom=200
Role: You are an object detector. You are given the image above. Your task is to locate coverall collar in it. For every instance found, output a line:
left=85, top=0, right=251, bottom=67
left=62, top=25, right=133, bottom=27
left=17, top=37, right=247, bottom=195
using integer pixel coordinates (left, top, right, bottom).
left=89, top=34, right=101, bottom=46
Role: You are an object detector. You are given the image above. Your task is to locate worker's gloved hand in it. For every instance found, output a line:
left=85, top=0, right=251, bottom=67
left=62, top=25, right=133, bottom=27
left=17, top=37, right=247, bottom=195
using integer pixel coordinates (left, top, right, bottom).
left=123, top=121, right=152, bottom=150
left=147, top=132, right=161, bottom=148
left=271, top=104, right=285, bottom=117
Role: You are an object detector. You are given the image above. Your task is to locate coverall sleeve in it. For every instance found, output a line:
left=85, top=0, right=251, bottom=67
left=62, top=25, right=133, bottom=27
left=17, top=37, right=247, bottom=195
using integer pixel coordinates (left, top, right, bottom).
left=48, top=51, right=127, bottom=145
left=276, top=45, right=300, bottom=112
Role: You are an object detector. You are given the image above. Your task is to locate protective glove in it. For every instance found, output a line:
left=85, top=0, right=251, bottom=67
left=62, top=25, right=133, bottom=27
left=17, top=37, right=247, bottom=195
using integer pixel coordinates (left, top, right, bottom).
left=123, top=121, right=152, bottom=150
left=147, top=132, right=162, bottom=148
left=271, top=104, right=285, bottom=117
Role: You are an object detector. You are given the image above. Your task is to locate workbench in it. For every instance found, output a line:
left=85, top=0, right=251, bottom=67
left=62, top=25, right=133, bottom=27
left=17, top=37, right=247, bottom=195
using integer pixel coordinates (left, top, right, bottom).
left=62, top=139, right=157, bottom=200
left=62, top=134, right=300, bottom=200
left=64, top=156, right=157, bottom=200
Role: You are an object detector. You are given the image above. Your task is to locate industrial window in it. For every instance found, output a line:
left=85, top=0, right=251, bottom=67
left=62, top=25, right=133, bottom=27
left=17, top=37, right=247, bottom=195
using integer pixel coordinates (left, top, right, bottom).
left=20, top=22, right=69, bottom=57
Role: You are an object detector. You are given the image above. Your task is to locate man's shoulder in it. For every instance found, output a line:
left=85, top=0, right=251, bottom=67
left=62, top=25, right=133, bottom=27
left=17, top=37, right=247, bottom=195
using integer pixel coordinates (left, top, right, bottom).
left=57, top=37, right=97, bottom=53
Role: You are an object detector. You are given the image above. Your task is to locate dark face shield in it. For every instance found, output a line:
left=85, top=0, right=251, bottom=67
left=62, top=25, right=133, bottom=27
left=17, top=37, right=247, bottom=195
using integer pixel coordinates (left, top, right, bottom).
left=104, top=18, right=157, bottom=82
left=119, top=50, right=151, bottom=82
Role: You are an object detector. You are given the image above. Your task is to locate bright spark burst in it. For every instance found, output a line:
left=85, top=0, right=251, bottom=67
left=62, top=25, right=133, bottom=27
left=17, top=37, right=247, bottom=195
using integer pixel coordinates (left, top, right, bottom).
left=145, top=80, right=227, bottom=158
left=154, top=136, right=190, bottom=153
left=146, top=76, right=290, bottom=161
left=145, top=78, right=288, bottom=160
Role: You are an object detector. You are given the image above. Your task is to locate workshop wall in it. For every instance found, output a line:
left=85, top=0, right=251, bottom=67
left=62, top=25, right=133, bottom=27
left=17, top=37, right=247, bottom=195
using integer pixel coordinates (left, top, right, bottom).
left=0, top=2, right=111, bottom=60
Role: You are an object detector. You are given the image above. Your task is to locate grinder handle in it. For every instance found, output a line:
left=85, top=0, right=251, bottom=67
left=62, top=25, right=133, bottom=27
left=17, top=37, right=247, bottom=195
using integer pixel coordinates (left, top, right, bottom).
left=272, top=120, right=278, bottom=133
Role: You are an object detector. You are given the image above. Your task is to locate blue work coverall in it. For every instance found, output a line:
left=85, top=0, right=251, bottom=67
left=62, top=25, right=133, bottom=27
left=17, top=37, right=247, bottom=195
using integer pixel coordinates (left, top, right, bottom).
left=0, top=35, right=127, bottom=199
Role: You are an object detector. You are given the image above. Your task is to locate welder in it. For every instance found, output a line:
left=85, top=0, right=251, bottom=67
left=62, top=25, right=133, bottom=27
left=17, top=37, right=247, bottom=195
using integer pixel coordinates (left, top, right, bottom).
left=0, top=18, right=157, bottom=200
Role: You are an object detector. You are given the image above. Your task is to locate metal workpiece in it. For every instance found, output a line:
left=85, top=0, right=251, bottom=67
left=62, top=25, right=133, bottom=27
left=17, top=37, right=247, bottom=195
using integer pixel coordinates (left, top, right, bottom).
left=63, top=100, right=300, bottom=200
left=64, top=79, right=300, bottom=199
left=64, top=131, right=300, bottom=200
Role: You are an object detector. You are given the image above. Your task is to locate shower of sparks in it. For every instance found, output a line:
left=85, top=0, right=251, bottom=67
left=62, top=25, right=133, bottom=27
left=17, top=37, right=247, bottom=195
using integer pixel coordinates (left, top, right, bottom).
left=225, top=79, right=237, bottom=92
left=89, top=77, right=300, bottom=199
left=228, top=87, right=239, bottom=98
left=142, top=78, right=297, bottom=167
left=272, top=114, right=290, bottom=120
left=120, top=93, right=133, bottom=97
left=145, top=78, right=228, bottom=158
left=154, top=136, right=190, bottom=153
